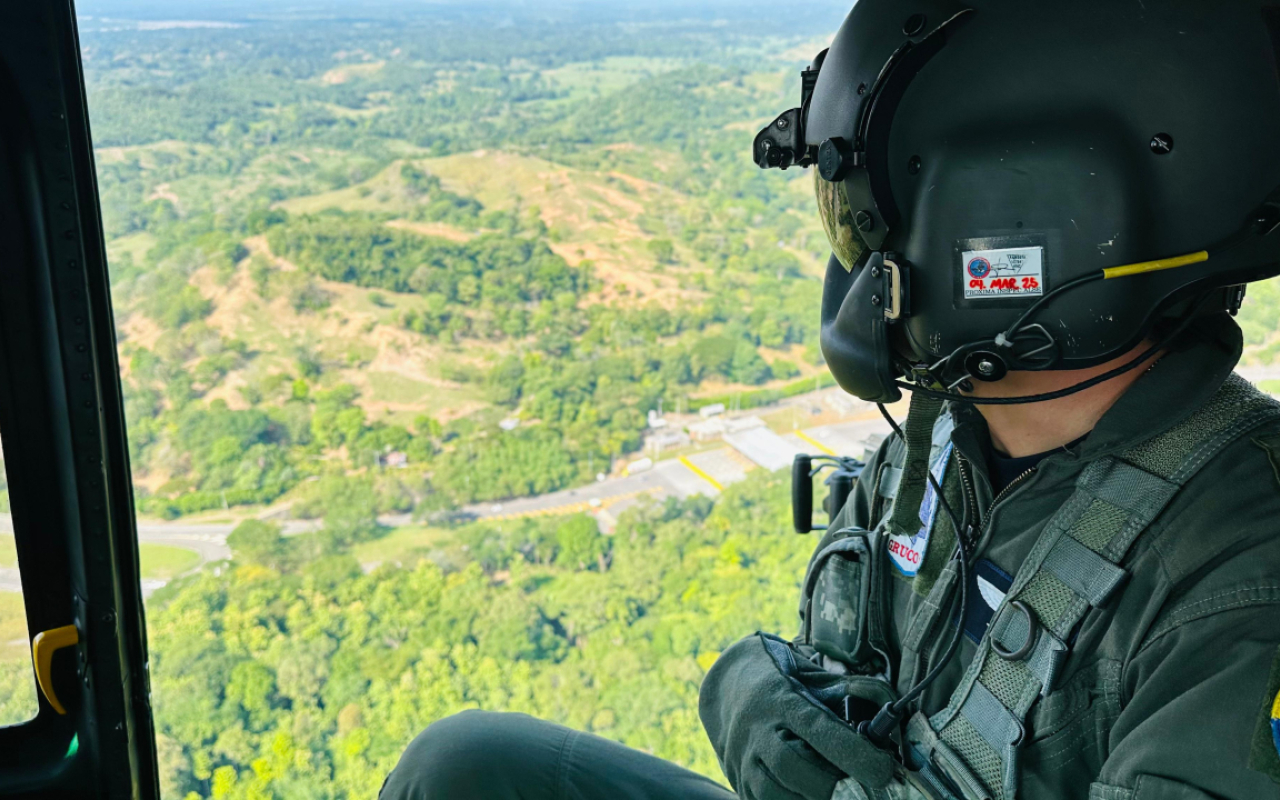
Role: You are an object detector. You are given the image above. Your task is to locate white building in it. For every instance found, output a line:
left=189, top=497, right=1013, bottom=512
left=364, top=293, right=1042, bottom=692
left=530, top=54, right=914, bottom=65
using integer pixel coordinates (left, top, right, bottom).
left=699, top=403, right=726, bottom=419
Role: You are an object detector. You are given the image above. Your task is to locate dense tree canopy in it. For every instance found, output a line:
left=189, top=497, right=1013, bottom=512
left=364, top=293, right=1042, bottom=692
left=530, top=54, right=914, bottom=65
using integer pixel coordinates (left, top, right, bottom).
left=266, top=214, right=583, bottom=305
left=134, top=474, right=805, bottom=800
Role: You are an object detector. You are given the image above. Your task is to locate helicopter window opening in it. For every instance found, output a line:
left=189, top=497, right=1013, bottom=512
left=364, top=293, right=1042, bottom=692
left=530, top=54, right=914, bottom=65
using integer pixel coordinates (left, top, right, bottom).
left=74, top=3, right=904, bottom=795
left=68, top=0, right=1280, bottom=794
left=0, top=453, right=38, bottom=727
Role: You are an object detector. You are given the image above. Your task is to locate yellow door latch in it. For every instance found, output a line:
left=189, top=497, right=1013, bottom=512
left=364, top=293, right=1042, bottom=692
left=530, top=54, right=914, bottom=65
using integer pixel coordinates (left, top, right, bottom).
left=32, top=625, right=79, bottom=715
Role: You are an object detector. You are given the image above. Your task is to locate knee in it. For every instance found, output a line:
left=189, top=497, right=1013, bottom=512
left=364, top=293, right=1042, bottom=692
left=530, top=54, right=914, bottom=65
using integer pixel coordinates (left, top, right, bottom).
left=380, top=710, right=539, bottom=799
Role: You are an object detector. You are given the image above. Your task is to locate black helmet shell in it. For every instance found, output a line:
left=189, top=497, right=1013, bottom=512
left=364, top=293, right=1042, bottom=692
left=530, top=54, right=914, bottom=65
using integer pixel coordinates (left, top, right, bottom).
left=784, top=0, right=1280, bottom=399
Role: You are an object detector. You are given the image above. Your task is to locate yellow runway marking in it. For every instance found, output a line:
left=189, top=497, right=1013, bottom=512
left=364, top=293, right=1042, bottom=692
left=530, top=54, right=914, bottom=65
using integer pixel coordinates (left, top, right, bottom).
left=795, top=430, right=835, bottom=455
left=680, top=455, right=725, bottom=491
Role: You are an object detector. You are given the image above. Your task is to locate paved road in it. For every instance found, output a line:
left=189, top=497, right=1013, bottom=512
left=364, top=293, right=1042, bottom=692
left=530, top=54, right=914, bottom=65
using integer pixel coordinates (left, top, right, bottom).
left=0, top=415, right=890, bottom=596
left=445, top=416, right=890, bottom=527
left=11, top=372, right=1280, bottom=598
left=0, top=567, right=20, bottom=593
left=1237, top=366, right=1280, bottom=383
left=109, top=374, right=1276, bottom=541
left=446, top=453, right=725, bottom=523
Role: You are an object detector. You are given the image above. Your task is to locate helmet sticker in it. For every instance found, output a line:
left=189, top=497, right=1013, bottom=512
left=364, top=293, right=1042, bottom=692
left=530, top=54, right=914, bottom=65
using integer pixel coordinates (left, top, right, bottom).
left=961, top=246, right=1045, bottom=300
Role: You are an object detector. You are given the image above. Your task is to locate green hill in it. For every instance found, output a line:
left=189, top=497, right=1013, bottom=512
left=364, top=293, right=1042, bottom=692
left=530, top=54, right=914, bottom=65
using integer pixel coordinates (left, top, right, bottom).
left=95, top=19, right=836, bottom=522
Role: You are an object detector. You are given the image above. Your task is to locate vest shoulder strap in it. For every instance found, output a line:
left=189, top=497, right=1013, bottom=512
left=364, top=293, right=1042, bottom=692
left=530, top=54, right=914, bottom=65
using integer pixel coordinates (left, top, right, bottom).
left=923, top=374, right=1280, bottom=800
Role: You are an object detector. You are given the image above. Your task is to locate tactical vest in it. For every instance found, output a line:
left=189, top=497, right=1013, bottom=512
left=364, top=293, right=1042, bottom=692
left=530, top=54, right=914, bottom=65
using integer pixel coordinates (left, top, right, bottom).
left=799, top=374, right=1280, bottom=800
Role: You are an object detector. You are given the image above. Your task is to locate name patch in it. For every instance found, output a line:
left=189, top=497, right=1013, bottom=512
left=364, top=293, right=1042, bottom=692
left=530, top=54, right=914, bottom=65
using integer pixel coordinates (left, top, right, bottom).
left=962, top=246, right=1044, bottom=300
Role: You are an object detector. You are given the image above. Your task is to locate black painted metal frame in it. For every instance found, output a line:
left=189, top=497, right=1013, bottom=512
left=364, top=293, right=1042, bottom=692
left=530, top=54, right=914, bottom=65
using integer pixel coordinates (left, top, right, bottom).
left=0, top=2, right=158, bottom=798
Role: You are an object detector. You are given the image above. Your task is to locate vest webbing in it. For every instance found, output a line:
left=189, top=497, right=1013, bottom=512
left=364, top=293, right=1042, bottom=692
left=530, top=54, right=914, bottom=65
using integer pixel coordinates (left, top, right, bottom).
left=902, top=374, right=1280, bottom=800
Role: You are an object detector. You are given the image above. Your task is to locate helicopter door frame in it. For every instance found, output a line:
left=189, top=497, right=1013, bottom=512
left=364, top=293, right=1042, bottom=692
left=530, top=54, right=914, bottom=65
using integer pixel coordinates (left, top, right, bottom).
left=0, top=2, right=159, bottom=798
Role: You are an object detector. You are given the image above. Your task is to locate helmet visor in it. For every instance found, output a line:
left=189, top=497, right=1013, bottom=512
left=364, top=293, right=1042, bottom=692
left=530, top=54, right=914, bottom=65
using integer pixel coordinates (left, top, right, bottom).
left=815, top=170, right=865, bottom=272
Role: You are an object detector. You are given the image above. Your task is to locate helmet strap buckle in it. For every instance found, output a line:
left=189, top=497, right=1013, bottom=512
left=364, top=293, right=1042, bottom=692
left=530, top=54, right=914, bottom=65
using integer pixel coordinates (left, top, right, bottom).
left=882, top=254, right=910, bottom=323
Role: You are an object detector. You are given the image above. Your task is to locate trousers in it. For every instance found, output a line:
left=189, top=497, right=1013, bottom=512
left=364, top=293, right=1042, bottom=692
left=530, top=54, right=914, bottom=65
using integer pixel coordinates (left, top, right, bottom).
left=379, top=710, right=737, bottom=800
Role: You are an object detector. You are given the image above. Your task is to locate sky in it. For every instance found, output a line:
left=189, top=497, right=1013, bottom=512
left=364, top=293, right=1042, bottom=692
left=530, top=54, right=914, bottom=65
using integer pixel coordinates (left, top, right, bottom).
left=75, top=0, right=852, bottom=25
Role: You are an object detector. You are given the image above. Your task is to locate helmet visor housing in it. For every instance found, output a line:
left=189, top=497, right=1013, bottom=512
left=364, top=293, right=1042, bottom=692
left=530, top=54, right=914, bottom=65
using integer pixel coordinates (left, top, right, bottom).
left=815, top=170, right=864, bottom=272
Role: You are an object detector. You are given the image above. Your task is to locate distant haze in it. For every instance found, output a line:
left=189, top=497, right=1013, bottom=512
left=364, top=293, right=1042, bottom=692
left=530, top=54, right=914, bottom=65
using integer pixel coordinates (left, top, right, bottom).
left=76, top=0, right=851, bottom=29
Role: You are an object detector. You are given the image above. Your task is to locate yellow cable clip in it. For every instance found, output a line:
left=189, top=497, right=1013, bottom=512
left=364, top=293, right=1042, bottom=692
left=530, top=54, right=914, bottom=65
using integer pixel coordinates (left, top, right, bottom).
left=32, top=624, right=79, bottom=715
left=1102, top=250, right=1210, bottom=280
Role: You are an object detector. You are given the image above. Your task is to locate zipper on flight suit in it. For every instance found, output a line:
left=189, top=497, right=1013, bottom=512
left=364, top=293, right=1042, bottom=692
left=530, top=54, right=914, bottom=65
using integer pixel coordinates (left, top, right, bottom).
left=957, top=453, right=1038, bottom=555
left=912, top=455, right=1038, bottom=710
left=956, top=455, right=980, bottom=548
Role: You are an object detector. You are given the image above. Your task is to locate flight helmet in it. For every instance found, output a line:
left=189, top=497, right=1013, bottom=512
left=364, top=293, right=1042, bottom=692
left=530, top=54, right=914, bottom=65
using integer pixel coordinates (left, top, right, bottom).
left=756, top=0, right=1280, bottom=403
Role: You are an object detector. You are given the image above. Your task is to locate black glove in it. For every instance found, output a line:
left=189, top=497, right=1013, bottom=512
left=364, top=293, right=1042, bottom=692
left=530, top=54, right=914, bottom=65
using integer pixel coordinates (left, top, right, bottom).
left=699, top=632, right=896, bottom=800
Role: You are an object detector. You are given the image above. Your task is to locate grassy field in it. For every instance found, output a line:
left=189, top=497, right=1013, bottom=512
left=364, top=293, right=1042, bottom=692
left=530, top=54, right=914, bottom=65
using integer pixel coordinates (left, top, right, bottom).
left=352, top=524, right=452, bottom=567
left=138, top=544, right=202, bottom=580
left=0, top=591, right=37, bottom=726
left=0, top=534, right=14, bottom=569
left=0, top=591, right=31, bottom=662
left=540, top=56, right=688, bottom=104
left=0, top=534, right=198, bottom=581
left=364, top=371, right=436, bottom=405
left=105, top=231, right=157, bottom=265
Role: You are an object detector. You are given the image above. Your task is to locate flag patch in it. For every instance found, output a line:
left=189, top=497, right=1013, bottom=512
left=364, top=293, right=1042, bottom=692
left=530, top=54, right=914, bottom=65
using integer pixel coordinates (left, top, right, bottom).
left=1250, top=647, right=1280, bottom=784
left=1271, top=689, right=1280, bottom=761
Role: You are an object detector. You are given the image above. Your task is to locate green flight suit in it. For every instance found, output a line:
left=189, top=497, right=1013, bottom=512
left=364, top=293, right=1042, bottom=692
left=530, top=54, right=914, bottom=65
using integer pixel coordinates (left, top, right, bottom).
left=379, top=709, right=735, bottom=800
left=381, top=316, right=1280, bottom=800
left=811, top=315, right=1280, bottom=799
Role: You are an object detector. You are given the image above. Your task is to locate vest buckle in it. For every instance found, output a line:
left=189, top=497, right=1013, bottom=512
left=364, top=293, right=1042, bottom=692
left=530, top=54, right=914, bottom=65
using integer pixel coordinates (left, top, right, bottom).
left=991, top=601, right=1039, bottom=662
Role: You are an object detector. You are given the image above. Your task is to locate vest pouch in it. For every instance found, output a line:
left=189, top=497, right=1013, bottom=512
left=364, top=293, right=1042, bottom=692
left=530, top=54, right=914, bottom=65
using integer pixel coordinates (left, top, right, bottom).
left=803, top=531, right=880, bottom=670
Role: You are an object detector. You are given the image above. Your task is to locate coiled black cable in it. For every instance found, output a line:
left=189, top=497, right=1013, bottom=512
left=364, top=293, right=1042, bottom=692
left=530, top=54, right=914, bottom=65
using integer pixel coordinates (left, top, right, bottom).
left=894, top=292, right=1213, bottom=406
left=859, top=403, right=972, bottom=747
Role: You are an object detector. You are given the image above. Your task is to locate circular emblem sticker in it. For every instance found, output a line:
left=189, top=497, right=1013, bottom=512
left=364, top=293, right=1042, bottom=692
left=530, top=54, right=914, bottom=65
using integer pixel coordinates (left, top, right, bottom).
left=967, top=256, right=992, bottom=279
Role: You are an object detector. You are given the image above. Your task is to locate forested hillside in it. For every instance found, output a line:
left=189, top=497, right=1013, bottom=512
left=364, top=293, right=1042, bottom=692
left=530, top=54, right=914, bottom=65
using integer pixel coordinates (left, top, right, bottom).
left=84, top=5, right=843, bottom=521
left=0, top=4, right=858, bottom=797
left=169, top=477, right=803, bottom=798
left=2, top=3, right=1280, bottom=797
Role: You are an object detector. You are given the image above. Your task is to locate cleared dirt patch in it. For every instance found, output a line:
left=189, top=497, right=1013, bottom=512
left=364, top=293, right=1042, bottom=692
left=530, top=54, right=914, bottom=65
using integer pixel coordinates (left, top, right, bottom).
left=385, top=219, right=474, bottom=243
left=319, top=60, right=385, bottom=85
left=179, top=238, right=496, bottom=426
left=147, top=183, right=182, bottom=211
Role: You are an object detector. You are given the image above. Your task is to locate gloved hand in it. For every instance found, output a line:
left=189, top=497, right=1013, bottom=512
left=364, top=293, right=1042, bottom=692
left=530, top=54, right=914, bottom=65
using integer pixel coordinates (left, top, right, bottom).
left=699, top=632, right=896, bottom=800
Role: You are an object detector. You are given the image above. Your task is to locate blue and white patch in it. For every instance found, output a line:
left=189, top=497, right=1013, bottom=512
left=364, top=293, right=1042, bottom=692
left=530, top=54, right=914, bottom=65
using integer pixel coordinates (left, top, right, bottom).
left=966, top=256, right=992, bottom=279
left=888, top=432, right=953, bottom=577
left=964, top=559, right=1014, bottom=643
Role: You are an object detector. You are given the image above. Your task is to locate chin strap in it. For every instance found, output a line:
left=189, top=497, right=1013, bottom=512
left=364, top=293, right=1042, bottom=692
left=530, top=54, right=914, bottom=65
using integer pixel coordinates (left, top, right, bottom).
left=886, top=392, right=945, bottom=541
